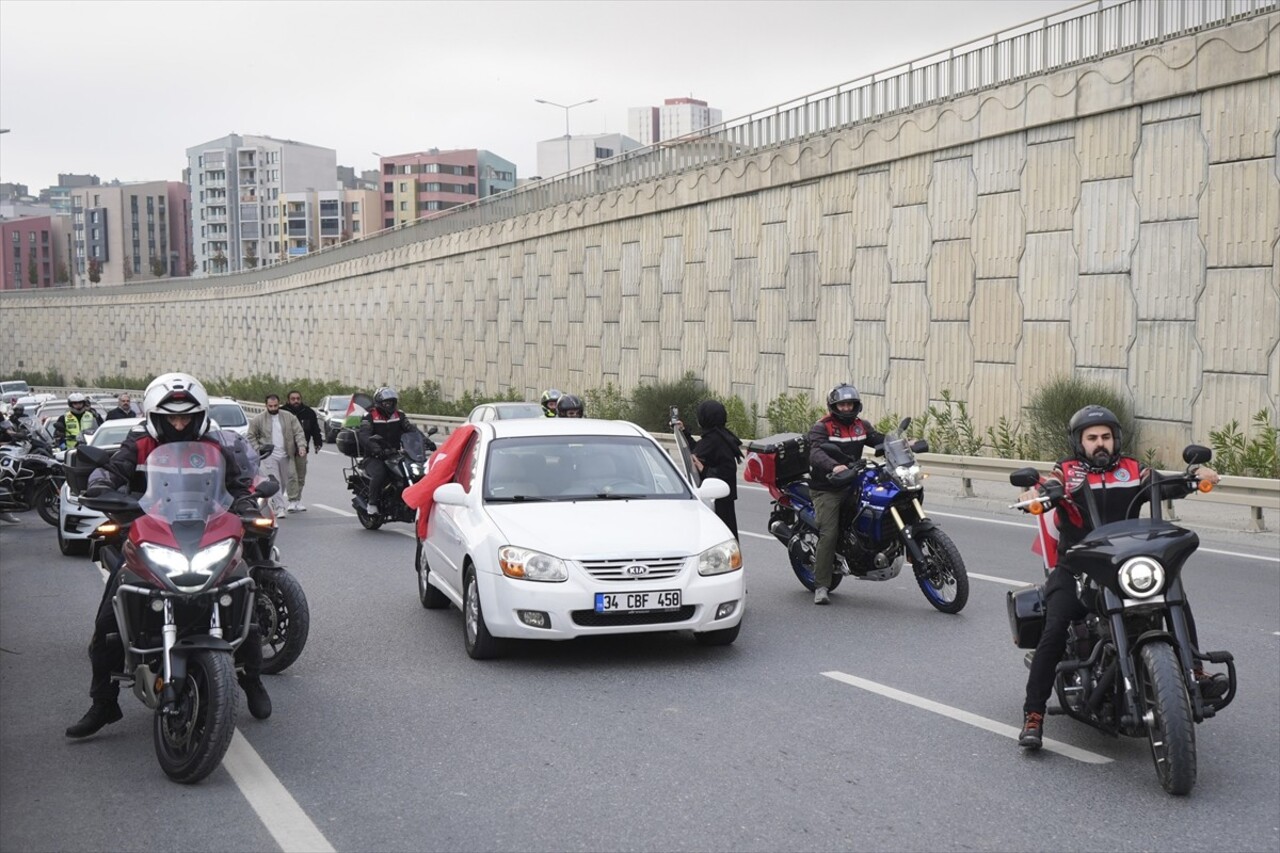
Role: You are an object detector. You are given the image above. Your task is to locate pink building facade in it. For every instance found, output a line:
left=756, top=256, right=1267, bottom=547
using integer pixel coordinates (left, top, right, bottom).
left=1, top=216, right=71, bottom=290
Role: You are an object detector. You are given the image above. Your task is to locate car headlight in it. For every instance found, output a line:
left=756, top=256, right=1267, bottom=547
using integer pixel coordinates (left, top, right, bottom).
left=498, top=545, right=568, bottom=582
left=1118, top=556, right=1165, bottom=599
left=698, top=539, right=742, bottom=576
left=140, top=538, right=238, bottom=592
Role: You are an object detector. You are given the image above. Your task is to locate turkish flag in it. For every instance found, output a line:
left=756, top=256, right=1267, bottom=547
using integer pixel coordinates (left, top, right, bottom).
left=402, top=424, right=477, bottom=539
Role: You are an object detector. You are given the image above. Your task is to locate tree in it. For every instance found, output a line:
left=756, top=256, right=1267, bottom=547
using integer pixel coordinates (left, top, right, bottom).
left=340, top=228, right=352, bottom=243
left=87, top=258, right=102, bottom=284
left=28, top=259, right=38, bottom=286
left=306, top=240, right=317, bottom=253
left=212, top=250, right=227, bottom=273
left=186, top=254, right=196, bottom=276
left=54, top=258, right=69, bottom=284
left=244, top=243, right=259, bottom=269
left=150, top=256, right=167, bottom=277
left=122, top=256, right=134, bottom=281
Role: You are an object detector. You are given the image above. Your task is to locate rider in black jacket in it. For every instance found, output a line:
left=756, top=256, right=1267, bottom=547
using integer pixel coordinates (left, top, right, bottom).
left=355, top=387, right=418, bottom=515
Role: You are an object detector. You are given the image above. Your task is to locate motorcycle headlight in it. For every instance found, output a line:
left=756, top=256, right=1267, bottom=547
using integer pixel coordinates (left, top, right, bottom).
left=410, top=463, right=422, bottom=477
left=893, top=464, right=922, bottom=488
left=498, top=546, right=568, bottom=582
left=140, top=538, right=238, bottom=592
left=698, top=539, right=743, bottom=576
left=1118, top=556, right=1165, bottom=599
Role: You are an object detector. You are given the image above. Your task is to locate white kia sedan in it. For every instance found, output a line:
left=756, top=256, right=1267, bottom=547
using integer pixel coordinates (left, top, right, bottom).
left=415, top=418, right=744, bottom=658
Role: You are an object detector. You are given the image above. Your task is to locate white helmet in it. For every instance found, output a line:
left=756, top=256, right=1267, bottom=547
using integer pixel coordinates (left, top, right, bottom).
left=142, top=372, right=211, bottom=441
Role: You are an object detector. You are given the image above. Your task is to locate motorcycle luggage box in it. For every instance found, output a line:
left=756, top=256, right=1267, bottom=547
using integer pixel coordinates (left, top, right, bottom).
left=335, top=428, right=360, bottom=458
left=63, top=448, right=97, bottom=496
left=1007, top=585, right=1046, bottom=649
left=744, top=433, right=809, bottom=486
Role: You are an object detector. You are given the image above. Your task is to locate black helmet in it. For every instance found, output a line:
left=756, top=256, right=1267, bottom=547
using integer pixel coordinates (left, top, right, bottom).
left=373, top=386, right=398, bottom=416
left=556, top=394, right=585, bottom=418
left=1068, top=405, right=1123, bottom=471
left=540, top=388, right=563, bottom=416
left=826, top=384, right=862, bottom=425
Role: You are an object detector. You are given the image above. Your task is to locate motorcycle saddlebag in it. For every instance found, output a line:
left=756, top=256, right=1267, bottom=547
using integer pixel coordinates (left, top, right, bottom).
left=63, top=448, right=96, bottom=497
left=335, top=428, right=360, bottom=458
left=1007, top=585, right=1046, bottom=649
left=743, top=433, right=809, bottom=486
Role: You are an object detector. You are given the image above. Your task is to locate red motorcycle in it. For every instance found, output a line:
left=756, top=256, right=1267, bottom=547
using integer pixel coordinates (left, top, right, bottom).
left=79, top=440, right=277, bottom=783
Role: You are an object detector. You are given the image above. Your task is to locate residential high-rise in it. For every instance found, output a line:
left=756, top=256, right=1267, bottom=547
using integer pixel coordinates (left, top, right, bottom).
left=534, top=133, right=641, bottom=178
left=0, top=215, right=71, bottom=290
left=186, top=133, right=337, bottom=275
left=68, top=181, right=189, bottom=286
left=280, top=188, right=382, bottom=258
left=627, top=97, right=723, bottom=146
left=377, top=149, right=516, bottom=229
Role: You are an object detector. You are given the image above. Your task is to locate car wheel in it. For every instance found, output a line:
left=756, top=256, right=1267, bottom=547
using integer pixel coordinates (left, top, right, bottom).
left=57, top=522, right=90, bottom=557
left=463, top=567, right=505, bottom=660
left=694, top=618, right=741, bottom=647
left=415, top=539, right=449, bottom=610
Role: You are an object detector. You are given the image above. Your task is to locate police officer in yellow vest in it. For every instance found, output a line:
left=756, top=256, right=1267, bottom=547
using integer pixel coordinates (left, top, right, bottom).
left=53, top=393, right=105, bottom=449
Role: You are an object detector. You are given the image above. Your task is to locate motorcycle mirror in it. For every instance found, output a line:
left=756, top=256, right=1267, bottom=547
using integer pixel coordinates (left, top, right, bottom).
left=1009, top=468, right=1041, bottom=488
left=898, top=417, right=912, bottom=432
left=256, top=443, right=275, bottom=459
left=911, top=439, right=929, bottom=454
left=256, top=479, right=280, bottom=499
left=1182, top=444, right=1212, bottom=466
left=427, top=425, right=439, bottom=436
left=76, top=444, right=111, bottom=466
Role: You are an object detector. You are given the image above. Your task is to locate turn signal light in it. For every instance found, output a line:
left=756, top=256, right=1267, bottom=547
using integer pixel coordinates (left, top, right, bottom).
left=1028, top=501, right=1045, bottom=515
left=95, top=522, right=120, bottom=535
left=1198, top=479, right=1214, bottom=493
left=252, top=517, right=275, bottom=528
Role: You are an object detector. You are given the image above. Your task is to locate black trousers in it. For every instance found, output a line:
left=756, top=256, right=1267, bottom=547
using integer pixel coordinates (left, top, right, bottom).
left=1023, top=568, right=1205, bottom=714
left=363, top=458, right=391, bottom=506
left=713, top=497, right=738, bottom=541
left=88, top=555, right=262, bottom=702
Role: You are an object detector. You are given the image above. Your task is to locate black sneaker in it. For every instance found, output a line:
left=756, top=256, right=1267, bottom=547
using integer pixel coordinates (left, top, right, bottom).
left=240, top=676, right=272, bottom=720
left=1018, top=711, right=1044, bottom=749
left=65, top=701, right=123, bottom=738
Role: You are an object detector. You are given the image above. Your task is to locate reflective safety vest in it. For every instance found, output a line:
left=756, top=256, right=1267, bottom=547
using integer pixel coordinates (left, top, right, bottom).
left=63, top=411, right=100, bottom=448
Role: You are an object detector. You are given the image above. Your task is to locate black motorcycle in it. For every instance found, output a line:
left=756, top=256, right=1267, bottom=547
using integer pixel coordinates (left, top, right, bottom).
left=0, top=427, right=64, bottom=525
left=339, top=427, right=437, bottom=530
left=1007, top=445, right=1236, bottom=796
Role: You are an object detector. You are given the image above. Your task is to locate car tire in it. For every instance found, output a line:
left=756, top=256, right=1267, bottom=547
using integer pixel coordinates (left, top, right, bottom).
left=694, top=619, right=741, bottom=647
left=463, top=566, right=505, bottom=660
left=57, top=523, right=90, bottom=557
left=415, top=539, right=450, bottom=610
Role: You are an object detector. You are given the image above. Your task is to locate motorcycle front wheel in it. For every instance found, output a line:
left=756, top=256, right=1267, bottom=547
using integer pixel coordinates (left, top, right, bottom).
left=254, top=569, right=311, bottom=675
left=153, top=649, right=238, bottom=784
left=1138, top=641, right=1197, bottom=795
left=356, top=505, right=383, bottom=530
left=34, top=479, right=60, bottom=526
left=912, top=528, right=969, bottom=614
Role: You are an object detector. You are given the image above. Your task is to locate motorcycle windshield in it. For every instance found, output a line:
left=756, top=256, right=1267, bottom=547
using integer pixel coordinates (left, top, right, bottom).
left=882, top=430, right=915, bottom=468
left=401, top=430, right=427, bottom=463
left=141, top=441, right=233, bottom=525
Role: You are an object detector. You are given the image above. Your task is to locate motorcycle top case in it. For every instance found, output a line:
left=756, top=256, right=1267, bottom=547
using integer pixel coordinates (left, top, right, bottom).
left=1007, top=585, right=1046, bottom=649
left=335, top=428, right=360, bottom=458
left=744, top=432, right=809, bottom=486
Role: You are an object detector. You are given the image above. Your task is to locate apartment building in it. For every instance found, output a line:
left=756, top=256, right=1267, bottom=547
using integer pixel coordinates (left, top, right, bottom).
left=68, top=181, right=190, bottom=287
left=186, top=133, right=337, bottom=274
left=627, top=97, right=723, bottom=146
left=0, top=215, right=71, bottom=290
left=378, top=149, right=516, bottom=229
left=279, top=188, right=382, bottom=257
left=535, top=132, right=641, bottom=178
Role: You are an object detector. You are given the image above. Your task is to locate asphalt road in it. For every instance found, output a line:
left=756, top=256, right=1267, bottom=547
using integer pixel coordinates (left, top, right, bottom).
left=2, top=449, right=1277, bottom=853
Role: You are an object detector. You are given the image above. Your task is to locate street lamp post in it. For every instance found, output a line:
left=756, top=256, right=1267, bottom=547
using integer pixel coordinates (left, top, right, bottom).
left=535, top=98, right=597, bottom=176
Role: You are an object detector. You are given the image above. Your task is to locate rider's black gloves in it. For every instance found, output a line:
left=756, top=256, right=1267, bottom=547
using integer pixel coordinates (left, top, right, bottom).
left=1041, top=479, right=1064, bottom=503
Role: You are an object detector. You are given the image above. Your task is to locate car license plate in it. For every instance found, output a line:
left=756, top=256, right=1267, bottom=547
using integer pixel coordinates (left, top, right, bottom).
left=594, top=590, right=681, bottom=613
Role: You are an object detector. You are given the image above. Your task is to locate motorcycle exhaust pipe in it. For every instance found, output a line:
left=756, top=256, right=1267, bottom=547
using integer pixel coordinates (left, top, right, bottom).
left=768, top=519, right=794, bottom=544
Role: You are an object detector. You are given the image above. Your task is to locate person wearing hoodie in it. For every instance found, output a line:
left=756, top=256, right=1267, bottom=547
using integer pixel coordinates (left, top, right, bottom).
left=678, top=399, right=743, bottom=540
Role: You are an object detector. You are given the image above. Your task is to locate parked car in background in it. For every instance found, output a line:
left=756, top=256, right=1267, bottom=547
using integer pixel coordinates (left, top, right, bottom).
left=465, top=402, right=545, bottom=423
left=414, top=418, right=744, bottom=659
left=57, top=417, right=144, bottom=556
left=33, top=400, right=70, bottom=428
left=208, top=397, right=249, bottom=437
left=1, top=380, right=32, bottom=406
left=316, top=394, right=354, bottom=442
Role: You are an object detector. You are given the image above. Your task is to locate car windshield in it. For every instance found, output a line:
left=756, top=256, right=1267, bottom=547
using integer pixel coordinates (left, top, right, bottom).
left=495, top=404, right=544, bottom=420
left=325, top=396, right=351, bottom=414
left=483, top=435, right=692, bottom=502
left=89, top=423, right=138, bottom=448
left=208, top=403, right=247, bottom=427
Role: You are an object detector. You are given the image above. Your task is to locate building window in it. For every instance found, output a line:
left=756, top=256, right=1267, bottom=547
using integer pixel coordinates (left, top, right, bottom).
left=595, top=147, right=614, bottom=159
left=385, top=218, right=394, bottom=228
left=398, top=181, right=407, bottom=192
left=29, top=232, right=36, bottom=245
left=350, top=201, right=360, bottom=213
left=384, top=200, right=393, bottom=212
left=383, top=181, right=393, bottom=193
left=9, top=232, right=17, bottom=245
left=399, top=201, right=408, bottom=211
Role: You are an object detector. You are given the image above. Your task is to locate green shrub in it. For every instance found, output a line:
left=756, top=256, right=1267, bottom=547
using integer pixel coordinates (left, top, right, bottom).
left=916, top=390, right=983, bottom=456
left=11, top=368, right=67, bottom=387
left=583, top=382, right=631, bottom=421
left=1210, top=409, right=1279, bottom=478
left=986, top=416, right=1034, bottom=460
left=766, top=392, right=824, bottom=435
left=723, top=395, right=757, bottom=440
left=629, top=371, right=706, bottom=432
left=1025, top=375, right=1137, bottom=461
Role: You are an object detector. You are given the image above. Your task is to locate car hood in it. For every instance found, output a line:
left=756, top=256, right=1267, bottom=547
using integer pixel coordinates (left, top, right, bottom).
left=484, top=499, right=731, bottom=559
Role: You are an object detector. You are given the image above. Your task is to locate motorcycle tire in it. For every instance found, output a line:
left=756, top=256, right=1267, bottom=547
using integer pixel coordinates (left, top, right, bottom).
left=34, top=479, right=60, bottom=526
left=356, top=505, right=383, bottom=530
left=1138, top=642, right=1197, bottom=795
left=254, top=568, right=310, bottom=675
left=153, top=649, right=238, bottom=785
left=415, top=538, right=450, bottom=610
left=912, top=528, right=969, bottom=614
left=787, top=531, right=844, bottom=592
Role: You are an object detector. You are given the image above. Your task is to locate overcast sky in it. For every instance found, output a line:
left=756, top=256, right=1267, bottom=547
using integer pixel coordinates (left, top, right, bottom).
left=1, top=0, right=1080, bottom=192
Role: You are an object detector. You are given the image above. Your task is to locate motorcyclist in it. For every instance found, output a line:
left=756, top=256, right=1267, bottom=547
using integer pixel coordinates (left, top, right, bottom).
left=555, top=394, right=585, bottom=418
left=807, top=384, right=884, bottom=605
left=541, top=389, right=563, bottom=417
left=355, top=387, right=419, bottom=516
left=1015, top=404, right=1226, bottom=750
left=53, top=392, right=105, bottom=449
left=65, top=372, right=272, bottom=739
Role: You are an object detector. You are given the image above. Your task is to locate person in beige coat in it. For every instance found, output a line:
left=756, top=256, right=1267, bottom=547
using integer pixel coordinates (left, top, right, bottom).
left=247, top=394, right=307, bottom=516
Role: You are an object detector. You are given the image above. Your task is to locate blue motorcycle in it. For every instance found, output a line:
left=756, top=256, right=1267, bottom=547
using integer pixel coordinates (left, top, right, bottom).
left=751, top=418, right=969, bottom=613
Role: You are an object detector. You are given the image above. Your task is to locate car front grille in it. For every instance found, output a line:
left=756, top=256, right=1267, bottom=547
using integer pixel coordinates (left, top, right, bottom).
left=578, top=556, right=687, bottom=581
left=571, top=606, right=696, bottom=627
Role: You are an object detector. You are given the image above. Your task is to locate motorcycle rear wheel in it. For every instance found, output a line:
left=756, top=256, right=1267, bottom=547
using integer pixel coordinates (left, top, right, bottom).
left=34, top=480, right=60, bottom=526
left=787, top=531, right=844, bottom=592
left=153, top=649, right=238, bottom=784
left=912, top=528, right=969, bottom=614
left=255, top=569, right=310, bottom=675
left=1138, top=641, right=1197, bottom=795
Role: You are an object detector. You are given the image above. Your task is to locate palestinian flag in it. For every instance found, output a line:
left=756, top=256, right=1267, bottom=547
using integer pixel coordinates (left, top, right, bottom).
left=343, top=392, right=372, bottom=427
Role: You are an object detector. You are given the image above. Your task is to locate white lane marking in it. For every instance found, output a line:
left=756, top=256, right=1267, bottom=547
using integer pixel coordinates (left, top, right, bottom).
left=969, top=572, right=1029, bottom=587
left=821, top=671, right=1112, bottom=765
left=223, top=731, right=337, bottom=853
left=1198, top=546, right=1280, bottom=564
left=740, top=530, right=774, bottom=541
left=314, top=503, right=416, bottom=538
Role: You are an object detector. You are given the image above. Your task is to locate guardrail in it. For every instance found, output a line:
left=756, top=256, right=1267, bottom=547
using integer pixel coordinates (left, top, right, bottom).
left=27, top=387, right=1279, bottom=531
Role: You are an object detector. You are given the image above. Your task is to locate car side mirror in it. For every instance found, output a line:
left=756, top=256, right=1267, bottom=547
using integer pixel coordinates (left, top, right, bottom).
left=1182, top=444, right=1211, bottom=466
left=434, top=483, right=468, bottom=506
left=697, top=478, right=730, bottom=501
left=1009, top=467, right=1041, bottom=488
